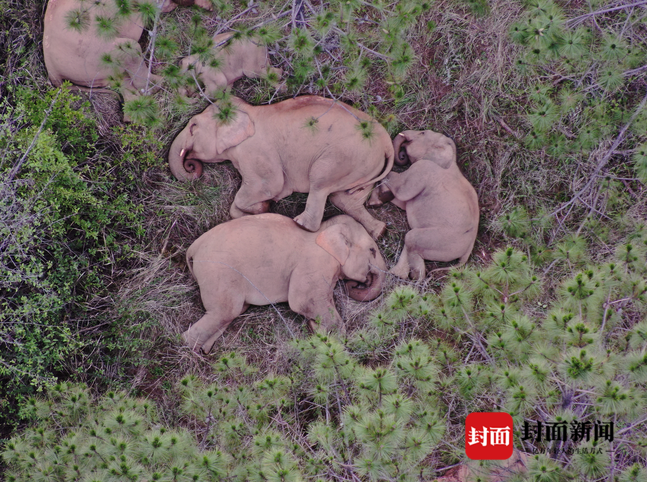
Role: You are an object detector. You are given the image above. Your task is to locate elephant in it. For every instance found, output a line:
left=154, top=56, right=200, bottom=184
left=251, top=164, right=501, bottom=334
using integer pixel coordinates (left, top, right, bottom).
left=168, top=95, right=394, bottom=239
left=43, top=0, right=212, bottom=102
left=178, top=32, right=282, bottom=98
left=368, top=130, right=480, bottom=280
left=183, top=213, right=387, bottom=353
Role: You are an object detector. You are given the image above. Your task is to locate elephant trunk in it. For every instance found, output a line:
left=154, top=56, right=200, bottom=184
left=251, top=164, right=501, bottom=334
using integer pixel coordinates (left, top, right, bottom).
left=345, top=254, right=386, bottom=302
left=392, top=133, right=410, bottom=166
left=169, top=129, right=203, bottom=181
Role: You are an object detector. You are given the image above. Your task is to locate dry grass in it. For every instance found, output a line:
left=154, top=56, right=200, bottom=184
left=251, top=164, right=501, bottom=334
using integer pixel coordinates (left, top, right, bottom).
left=89, top=0, right=542, bottom=390
left=112, top=0, right=647, bottom=401
left=2, top=1, right=646, bottom=469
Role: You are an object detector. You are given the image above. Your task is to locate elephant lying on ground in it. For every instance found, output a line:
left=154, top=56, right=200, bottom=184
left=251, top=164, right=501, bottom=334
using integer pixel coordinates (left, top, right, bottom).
left=178, top=32, right=282, bottom=98
left=183, top=213, right=386, bottom=353
left=43, top=0, right=212, bottom=101
left=368, top=130, right=479, bottom=280
left=169, top=95, right=394, bottom=239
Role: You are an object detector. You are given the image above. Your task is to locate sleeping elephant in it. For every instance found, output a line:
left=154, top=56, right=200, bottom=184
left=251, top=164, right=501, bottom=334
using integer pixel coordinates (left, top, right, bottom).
left=368, top=130, right=479, bottom=280
left=168, top=95, right=394, bottom=239
left=178, top=32, right=282, bottom=98
left=183, top=213, right=387, bottom=353
left=43, top=0, right=212, bottom=101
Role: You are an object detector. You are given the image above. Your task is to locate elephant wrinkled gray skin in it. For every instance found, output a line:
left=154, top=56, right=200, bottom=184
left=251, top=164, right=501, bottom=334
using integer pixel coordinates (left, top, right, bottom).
left=368, top=130, right=479, bottom=280
left=183, top=213, right=387, bottom=354
left=169, top=95, right=394, bottom=238
left=178, top=32, right=282, bottom=98
left=43, top=0, right=212, bottom=102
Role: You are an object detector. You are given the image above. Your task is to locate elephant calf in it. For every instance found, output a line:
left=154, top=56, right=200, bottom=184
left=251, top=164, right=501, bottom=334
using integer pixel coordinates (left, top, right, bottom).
left=368, top=130, right=479, bottom=280
left=183, top=213, right=386, bottom=353
left=179, top=32, right=282, bottom=98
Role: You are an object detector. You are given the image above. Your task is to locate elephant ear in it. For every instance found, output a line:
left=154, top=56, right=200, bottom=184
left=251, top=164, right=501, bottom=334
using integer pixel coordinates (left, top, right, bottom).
left=316, top=224, right=351, bottom=266
left=216, top=110, right=256, bottom=154
left=426, top=135, right=456, bottom=169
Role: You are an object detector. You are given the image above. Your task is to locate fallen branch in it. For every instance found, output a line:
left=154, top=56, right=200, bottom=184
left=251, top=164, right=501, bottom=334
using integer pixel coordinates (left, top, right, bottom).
left=567, top=0, right=647, bottom=26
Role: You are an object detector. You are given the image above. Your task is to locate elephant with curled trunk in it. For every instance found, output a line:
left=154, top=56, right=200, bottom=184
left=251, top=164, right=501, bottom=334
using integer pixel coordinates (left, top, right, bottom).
left=369, top=130, right=480, bottom=280
left=43, top=0, right=212, bottom=102
left=183, top=213, right=387, bottom=354
left=168, top=95, right=394, bottom=239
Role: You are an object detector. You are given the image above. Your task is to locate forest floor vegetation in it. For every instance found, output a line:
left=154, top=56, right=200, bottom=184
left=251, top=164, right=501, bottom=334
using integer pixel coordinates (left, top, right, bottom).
left=1, top=0, right=646, bottom=479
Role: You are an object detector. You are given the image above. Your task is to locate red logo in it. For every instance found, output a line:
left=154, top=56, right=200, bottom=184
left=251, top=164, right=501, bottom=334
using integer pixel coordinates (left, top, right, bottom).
left=465, top=412, right=514, bottom=460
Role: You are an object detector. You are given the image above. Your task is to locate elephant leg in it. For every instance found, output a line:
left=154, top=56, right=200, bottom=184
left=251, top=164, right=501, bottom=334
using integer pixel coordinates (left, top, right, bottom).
left=398, top=228, right=470, bottom=279
left=330, top=188, right=386, bottom=240
left=288, top=275, right=344, bottom=334
left=407, top=251, right=426, bottom=281
left=231, top=170, right=282, bottom=218
left=182, top=298, right=248, bottom=354
left=390, top=244, right=412, bottom=280
left=230, top=199, right=271, bottom=219
left=202, top=71, right=228, bottom=96
left=113, top=38, right=162, bottom=95
left=408, top=227, right=470, bottom=263
left=294, top=188, right=329, bottom=232
left=367, top=183, right=394, bottom=208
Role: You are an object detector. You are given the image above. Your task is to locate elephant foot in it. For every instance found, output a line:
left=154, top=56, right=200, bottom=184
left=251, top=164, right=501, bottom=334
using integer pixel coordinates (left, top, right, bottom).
left=408, top=254, right=426, bottom=280
left=389, top=266, right=409, bottom=280
left=389, top=257, right=411, bottom=279
left=308, top=318, right=345, bottom=337
left=182, top=328, right=221, bottom=355
left=231, top=201, right=270, bottom=219
left=367, top=184, right=394, bottom=207
left=367, top=220, right=386, bottom=240
left=294, top=212, right=321, bottom=232
left=182, top=329, right=202, bottom=352
left=230, top=203, right=247, bottom=219
left=409, top=266, right=425, bottom=280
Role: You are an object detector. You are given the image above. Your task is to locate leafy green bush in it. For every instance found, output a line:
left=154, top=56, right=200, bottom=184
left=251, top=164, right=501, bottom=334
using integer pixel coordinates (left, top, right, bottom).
left=0, top=86, right=152, bottom=428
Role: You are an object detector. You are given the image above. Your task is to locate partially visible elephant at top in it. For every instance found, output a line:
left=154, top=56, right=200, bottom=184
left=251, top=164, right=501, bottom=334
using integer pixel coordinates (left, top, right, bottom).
left=183, top=213, right=387, bottom=354
left=169, top=95, right=394, bottom=239
left=368, top=130, right=479, bottom=280
left=178, top=32, right=282, bottom=98
left=43, top=0, right=212, bottom=101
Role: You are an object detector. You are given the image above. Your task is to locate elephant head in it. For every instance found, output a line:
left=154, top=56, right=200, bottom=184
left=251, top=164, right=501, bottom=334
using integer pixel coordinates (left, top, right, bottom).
left=168, top=104, right=256, bottom=181
left=393, top=130, right=456, bottom=169
left=316, top=216, right=386, bottom=301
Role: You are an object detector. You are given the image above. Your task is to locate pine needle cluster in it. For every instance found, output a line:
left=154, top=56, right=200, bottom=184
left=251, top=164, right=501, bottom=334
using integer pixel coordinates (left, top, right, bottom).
left=3, top=235, right=647, bottom=479
left=509, top=0, right=647, bottom=194
left=65, top=0, right=429, bottom=132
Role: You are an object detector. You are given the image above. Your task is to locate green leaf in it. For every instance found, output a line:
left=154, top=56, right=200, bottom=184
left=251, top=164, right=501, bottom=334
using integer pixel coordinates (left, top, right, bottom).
left=64, top=8, right=90, bottom=32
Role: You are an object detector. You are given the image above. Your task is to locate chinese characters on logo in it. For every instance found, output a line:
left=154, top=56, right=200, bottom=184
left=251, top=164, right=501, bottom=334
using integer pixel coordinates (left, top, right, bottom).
left=465, top=414, right=615, bottom=460
left=465, top=412, right=514, bottom=460
left=521, top=420, right=614, bottom=443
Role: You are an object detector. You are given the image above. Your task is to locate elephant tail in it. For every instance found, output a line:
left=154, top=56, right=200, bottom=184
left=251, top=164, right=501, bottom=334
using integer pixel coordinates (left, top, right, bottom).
left=348, top=143, right=395, bottom=195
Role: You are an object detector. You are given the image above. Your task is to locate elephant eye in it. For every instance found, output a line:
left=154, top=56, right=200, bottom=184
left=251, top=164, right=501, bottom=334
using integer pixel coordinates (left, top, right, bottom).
left=190, top=122, right=197, bottom=135
left=370, top=247, right=376, bottom=258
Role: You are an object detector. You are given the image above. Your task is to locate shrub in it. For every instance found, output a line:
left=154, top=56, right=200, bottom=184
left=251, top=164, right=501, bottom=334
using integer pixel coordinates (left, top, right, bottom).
left=0, top=86, right=151, bottom=430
